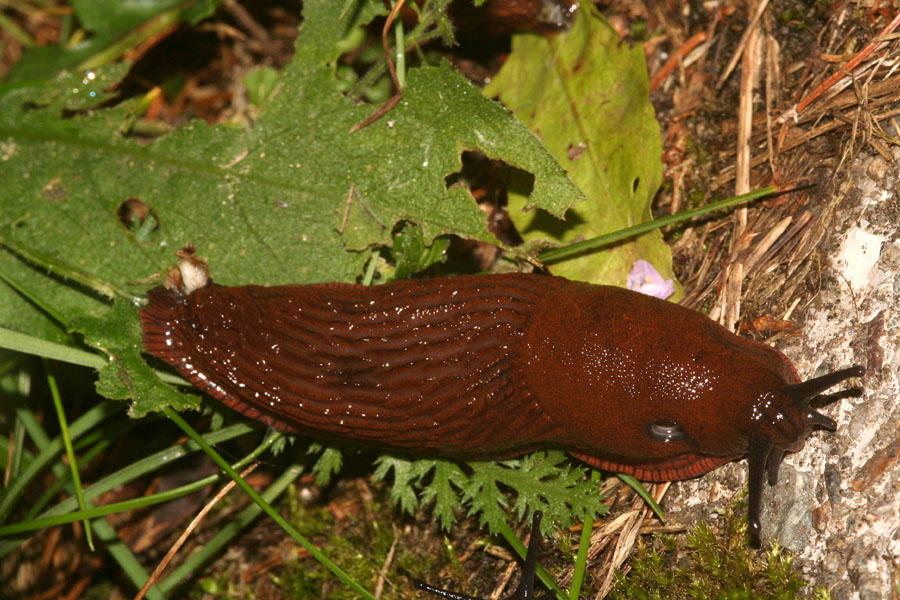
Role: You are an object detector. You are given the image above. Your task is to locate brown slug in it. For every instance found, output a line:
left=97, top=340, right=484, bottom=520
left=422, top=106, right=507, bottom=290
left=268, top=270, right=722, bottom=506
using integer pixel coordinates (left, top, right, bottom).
left=139, top=272, right=863, bottom=540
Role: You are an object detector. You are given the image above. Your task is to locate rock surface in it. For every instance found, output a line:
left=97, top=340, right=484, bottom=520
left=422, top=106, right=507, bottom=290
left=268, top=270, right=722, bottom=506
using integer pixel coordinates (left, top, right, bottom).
left=664, top=150, right=899, bottom=599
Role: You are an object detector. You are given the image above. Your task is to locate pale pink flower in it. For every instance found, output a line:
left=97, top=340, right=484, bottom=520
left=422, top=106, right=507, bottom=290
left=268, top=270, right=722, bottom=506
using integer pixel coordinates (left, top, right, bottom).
left=627, top=260, right=675, bottom=299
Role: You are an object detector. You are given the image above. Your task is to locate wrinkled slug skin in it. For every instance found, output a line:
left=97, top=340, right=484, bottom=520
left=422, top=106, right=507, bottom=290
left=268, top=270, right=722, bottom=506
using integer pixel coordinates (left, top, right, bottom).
left=520, top=278, right=798, bottom=480
left=139, top=273, right=798, bottom=480
left=141, top=275, right=569, bottom=455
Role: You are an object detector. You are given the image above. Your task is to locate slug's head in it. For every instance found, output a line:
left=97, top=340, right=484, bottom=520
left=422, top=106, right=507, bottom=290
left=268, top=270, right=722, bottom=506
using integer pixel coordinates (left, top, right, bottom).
left=745, top=365, right=864, bottom=545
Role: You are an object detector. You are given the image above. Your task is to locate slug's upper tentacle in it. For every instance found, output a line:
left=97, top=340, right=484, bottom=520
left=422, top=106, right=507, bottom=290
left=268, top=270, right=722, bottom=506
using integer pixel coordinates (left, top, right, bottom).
left=786, top=366, right=866, bottom=403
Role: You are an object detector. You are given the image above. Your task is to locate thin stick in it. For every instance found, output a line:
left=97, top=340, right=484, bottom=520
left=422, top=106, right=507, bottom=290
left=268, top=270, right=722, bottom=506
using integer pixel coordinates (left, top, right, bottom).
left=735, top=19, right=759, bottom=198
left=716, top=0, right=771, bottom=89
left=789, top=10, right=900, bottom=117
left=350, top=0, right=407, bottom=133
left=373, top=524, right=399, bottom=599
left=133, top=463, right=259, bottom=600
left=649, top=31, right=708, bottom=92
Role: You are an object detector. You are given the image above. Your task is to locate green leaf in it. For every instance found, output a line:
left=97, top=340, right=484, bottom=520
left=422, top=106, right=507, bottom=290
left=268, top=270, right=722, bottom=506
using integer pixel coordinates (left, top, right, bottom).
left=373, top=455, right=430, bottom=516
left=4, top=0, right=222, bottom=83
left=485, top=5, right=675, bottom=289
left=72, top=0, right=190, bottom=37
left=329, top=59, right=585, bottom=251
left=69, top=299, right=199, bottom=417
left=0, top=0, right=582, bottom=422
left=461, top=451, right=605, bottom=536
left=421, top=461, right=467, bottom=530
left=374, top=451, right=605, bottom=536
left=387, top=222, right=449, bottom=281
left=310, top=445, right=344, bottom=488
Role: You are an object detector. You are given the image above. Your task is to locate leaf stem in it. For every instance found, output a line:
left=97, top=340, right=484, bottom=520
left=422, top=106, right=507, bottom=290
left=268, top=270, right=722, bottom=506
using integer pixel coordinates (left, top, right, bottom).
left=394, top=3, right=406, bottom=88
left=569, top=471, right=600, bottom=599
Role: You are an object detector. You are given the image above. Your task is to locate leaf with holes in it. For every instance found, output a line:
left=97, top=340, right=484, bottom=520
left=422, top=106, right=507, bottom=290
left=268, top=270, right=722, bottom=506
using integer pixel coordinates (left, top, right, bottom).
left=0, top=0, right=583, bottom=416
left=485, top=5, right=676, bottom=291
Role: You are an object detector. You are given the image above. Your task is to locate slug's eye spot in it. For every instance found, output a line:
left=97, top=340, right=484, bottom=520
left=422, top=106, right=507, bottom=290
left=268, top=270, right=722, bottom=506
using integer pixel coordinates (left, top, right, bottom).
left=648, top=419, right=686, bottom=443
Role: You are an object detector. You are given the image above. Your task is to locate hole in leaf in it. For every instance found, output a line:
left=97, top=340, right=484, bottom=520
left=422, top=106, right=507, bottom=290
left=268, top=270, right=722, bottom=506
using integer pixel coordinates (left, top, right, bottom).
left=439, top=151, right=538, bottom=272
left=377, top=221, right=450, bottom=283
left=444, top=150, right=533, bottom=245
left=117, top=197, right=160, bottom=243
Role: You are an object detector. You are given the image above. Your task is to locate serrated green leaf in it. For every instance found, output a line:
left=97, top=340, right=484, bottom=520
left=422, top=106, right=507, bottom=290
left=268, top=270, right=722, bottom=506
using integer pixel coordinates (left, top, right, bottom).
left=485, top=5, right=676, bottom=291
left=330, top=58, right=585, bottom=251
left=373, top=455, right=426, bottom=515
left=421, top=461, right=466, bottom=530
left=311, top=446, right=344, bottom=487
left=461, top=452, right=605, bottom=536
left=69, top=299, right=199, bottom=416
left=0, top=0, right=582, bottom=423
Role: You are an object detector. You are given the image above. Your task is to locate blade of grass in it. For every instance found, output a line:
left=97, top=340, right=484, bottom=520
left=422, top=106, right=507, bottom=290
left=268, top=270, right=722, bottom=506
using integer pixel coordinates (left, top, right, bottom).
left=159, top=463, right=304, bottom=593
left=164, top=407, right=378, bottom=600
left=538, top=185, right=780, bottom=265
left=1, top=393, right=166, bottom=599
left=0, top=327, right=103, bottom=370
left=618, top=473, right=664, bottom=522
left=23, top=423, right=119, bottom=523
left=44, top=359, right=94, bottom=550
left=0, top=400, right=119, bottom=523
left=0, top=433, right=280, bottom=536
left=0, top=327, right=187, bottom=386
left=0, top=423, right=270, bottom=543
left=100, top=518, right=166, bottom=600
left=569, top=470, right=600, bottom=599
left=75, top=2, right=188, bottom=71
left=0, top=10, right=35, bottom=47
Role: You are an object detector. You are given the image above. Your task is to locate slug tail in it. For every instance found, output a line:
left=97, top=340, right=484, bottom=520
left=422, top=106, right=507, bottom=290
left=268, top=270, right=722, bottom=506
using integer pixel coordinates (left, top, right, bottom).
left=140, top=287, right=182, bottom=363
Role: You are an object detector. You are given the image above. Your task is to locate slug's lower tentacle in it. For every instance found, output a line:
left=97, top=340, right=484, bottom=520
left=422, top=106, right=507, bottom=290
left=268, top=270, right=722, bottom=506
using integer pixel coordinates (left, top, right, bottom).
left=766, top=448, right=786, bottom=486
left=746, top=433, right=772, bottom=546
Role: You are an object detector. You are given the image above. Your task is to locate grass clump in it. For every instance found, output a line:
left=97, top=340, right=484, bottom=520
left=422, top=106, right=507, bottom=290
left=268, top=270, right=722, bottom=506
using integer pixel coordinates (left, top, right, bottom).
left=610, top=500, right=828, bottom=600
